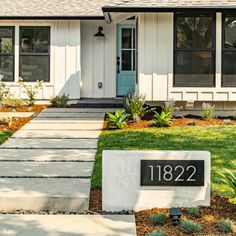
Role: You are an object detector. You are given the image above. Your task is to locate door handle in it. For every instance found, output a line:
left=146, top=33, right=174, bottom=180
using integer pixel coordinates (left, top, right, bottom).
left=117, top=57, right=120, bottom=74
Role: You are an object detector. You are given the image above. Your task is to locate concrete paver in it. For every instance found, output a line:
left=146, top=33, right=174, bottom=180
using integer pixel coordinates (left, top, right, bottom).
left=0, top=215, right=136, bottom=236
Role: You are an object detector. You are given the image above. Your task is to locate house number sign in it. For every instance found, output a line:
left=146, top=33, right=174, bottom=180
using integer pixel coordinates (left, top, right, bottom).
left=141, top=160, right=204, bottom=186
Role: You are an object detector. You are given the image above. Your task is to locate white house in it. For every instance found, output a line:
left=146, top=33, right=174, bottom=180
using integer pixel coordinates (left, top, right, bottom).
left=1, top=0, right=236, bottom=111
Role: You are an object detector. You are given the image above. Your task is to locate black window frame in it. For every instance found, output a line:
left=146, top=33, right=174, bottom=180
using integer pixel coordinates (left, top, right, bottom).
left=173, top=12, right=216, bottom=88
left=222, top=13, right=236, bottom=87
left=0, top=26, right=15, bottom=82
left=19, top=26, right=50, bottom=83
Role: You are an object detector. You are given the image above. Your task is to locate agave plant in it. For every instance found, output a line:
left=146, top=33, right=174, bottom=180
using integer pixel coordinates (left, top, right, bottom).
left=106, top=110, right=129, bottom=129
left=153, top=111, right=172, bottom=127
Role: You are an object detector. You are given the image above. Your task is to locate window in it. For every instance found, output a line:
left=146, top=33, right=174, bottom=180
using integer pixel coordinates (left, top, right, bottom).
left=19, top=27, right=50, bottom=82
left=174, top=14, right=215, bottom=87
left=0, top=27, right=14, bottom=82
left=222, top=14, right=236, bottom=87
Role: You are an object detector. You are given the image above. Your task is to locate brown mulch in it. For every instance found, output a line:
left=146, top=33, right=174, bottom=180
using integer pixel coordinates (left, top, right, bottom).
left=0, top=105, right=48, bottom=132
left=103, top=118, right=236, bottom=130
left=0, top=117, right=33, bottom=132
left=0, top=104, right=48, bottom=113
left=90, top=190, right=236, bottom=236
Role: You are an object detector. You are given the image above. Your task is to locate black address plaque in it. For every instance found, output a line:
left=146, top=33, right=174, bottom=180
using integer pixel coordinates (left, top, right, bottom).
left=141, top=160, right=204, bottom=187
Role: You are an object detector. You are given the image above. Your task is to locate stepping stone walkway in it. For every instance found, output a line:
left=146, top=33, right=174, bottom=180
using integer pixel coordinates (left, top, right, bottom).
left=0, top=108, right=137, bottom=235
left=0, top=108, right=106, bottom=212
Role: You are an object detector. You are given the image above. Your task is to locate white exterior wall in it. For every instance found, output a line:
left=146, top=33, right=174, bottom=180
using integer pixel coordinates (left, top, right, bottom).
left=138, top=12, right=236, bottom=102
left=81, top=20, right=116, bottom=98
left=1, top=20, right=81, bottom=100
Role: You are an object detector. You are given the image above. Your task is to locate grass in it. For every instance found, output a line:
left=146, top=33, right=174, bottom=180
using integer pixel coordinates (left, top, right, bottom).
left=91, top=126, right=236, bottom=196
left=0, top=130, right=12, bottom=145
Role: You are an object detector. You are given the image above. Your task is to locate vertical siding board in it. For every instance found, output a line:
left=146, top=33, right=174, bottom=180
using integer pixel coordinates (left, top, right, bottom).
left=81, top=21, right=94, bottom=97
left=54, top=20, right=67, bottom=96
left=104, top=23, right=116, bottom=98
left=81, top=20, right=116, bottom=98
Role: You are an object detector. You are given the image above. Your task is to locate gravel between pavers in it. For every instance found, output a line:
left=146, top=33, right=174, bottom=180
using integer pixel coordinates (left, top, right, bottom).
left=0, top=210, right=134, bottom=215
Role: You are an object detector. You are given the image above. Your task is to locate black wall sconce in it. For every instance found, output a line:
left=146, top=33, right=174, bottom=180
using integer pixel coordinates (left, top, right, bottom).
left=94, top=26, right=105, bottom=37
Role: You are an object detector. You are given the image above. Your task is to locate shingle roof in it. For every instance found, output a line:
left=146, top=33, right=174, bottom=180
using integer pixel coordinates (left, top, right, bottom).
left=0, top=0, right=236, bottom=18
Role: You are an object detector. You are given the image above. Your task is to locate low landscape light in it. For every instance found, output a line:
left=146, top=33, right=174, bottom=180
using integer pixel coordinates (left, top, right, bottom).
left=170, top=208, right=182, bottom=226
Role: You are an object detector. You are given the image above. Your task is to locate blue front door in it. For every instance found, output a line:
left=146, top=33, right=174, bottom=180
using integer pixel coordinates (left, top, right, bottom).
left=117, top=24, right=136, bottom=96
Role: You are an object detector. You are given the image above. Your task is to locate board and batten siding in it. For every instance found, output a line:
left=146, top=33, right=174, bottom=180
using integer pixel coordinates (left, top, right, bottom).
left=81, top=20, right=116, bottom=98
left=138, top=12, right=236, bottom=102
left=1, top=20, right=81, bottom=100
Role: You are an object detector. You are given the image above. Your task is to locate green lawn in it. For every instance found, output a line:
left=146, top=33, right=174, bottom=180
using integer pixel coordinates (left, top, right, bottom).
left=91, top=125, right=236, bottom=196
left=0, top=130, right=12, bottom=145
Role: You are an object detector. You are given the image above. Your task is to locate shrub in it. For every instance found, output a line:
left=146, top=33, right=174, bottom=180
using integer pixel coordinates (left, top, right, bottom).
left=187, top=208, right=201, bottom=218
left=218, top=220, right=233, bottom=233
left=149, top=213, right=166, bottom=225
left=2, top=96, right=25, bottom=109
left=223, top=119, right=233, bottom=125
left=106, top=110, right=129, bottom=129
left=153, top=111, right=172, bottom=127
left=180, top=220, right=203, bottom=234
left=163, top=99, right=180, bottom=118
left=201, top=102, right=215, bottom=119
left=123, top=91, right=150, bottom=122
left=18, top=78, right=43, bottom=106
left=50, top=94, right=69, bottom=108
left=0, top=76, right=10, bottom=104
left=148, top=229, right=166, bottom=236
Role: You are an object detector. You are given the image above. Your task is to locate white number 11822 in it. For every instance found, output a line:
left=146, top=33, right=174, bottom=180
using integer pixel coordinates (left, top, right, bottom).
left=149, top=165, right=197, bottom=182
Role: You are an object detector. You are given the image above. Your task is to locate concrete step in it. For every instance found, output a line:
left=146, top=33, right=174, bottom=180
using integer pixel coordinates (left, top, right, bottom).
left=42, top=108, right=116, bottom=113
left=12, top=130, right=101, bottom=139
left=0, top=215, right=136, bottom=236
left=0, top=149, right=96, bottom=162
left=0, top=162, right=94, bottom=177
left=0, top=138, right=98, bottom=149
left=21, top=122, right=103, bottom=130
left=0, top=178, right=91, bottom=212
left=36, top=112, right=105, bottom=118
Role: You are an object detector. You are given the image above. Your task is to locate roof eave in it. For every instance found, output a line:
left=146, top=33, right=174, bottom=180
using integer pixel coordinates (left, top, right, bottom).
left=102, top=6, right=236, bottom=13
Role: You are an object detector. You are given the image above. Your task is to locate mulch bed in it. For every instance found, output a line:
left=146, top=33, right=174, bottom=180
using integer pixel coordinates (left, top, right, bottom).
left=90, top=190, right=236, bottom=235
left=0, top=104, right=48, bottom=113
left=0, top=117, right=33, bottom=132
left=0, top=105, right=47, bottom=132
left=103, top=117, right=236, bottom=130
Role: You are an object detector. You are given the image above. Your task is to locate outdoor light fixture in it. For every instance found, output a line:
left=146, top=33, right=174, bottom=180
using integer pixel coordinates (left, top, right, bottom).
left=94, top=26, right=105, bottom=37
left=170, top=208, right=182, bottom=226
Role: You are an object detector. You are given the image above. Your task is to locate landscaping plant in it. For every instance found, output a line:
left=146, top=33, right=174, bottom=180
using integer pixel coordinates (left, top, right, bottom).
left=0, top=76, right=10, bottom=104
left=106, top=110, right=129, bottom=129
left=163, top=99, right=180, bottom=118
left=50, top=94, right=69, bottom=108
left=153, top=111, right=172, bottom=127
left=187, top=207, right=201, bottom=218
left=201, top=102, right=215, bottom=119
left=180, top=220, right=203, bottom=234
left=148, top=229, right=166, bottom=236
left=219, top=167, right=236, bottom=204
left=123, top=91, right=150, bottom=122
left=218, top=219, right=233, bottom=233
left=149, top=213, right=166, bottom=225
left=18, top=78, right=43, bottom=106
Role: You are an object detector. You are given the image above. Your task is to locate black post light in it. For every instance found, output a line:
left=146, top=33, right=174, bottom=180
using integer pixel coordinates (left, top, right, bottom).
left=169, top=208, right=182, bottom=226
left=94, top=26, right=105, bottom=37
